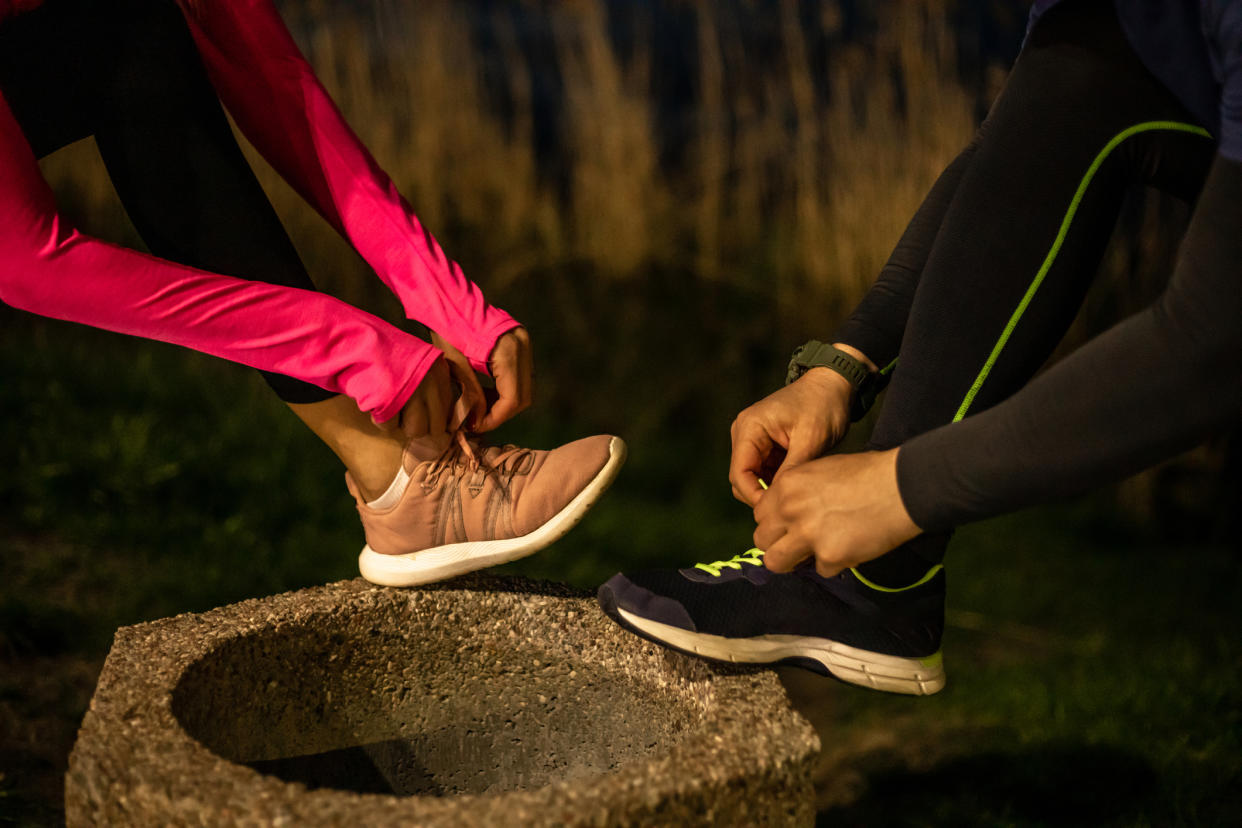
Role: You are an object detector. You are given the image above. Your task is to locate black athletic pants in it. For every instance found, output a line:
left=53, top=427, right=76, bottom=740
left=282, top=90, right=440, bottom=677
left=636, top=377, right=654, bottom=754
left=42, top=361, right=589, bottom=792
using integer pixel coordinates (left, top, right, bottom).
left=0, top=0, right=336, bottom=404
left=838, top=0, right=1220, bottom=585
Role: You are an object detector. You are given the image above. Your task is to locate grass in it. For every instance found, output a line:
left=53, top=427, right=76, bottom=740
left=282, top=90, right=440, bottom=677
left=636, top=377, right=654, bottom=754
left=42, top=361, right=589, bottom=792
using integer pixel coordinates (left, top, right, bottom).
left=2, top=300, right=1239, bottom=827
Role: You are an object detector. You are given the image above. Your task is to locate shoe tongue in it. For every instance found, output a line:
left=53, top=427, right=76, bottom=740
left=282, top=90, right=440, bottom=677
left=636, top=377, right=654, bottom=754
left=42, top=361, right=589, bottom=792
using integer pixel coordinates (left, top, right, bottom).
left=414, top=432, right=530, bottom=475
left=404, top=431, right=455, bottom=466
left=476, top=440, right=531, bottom=465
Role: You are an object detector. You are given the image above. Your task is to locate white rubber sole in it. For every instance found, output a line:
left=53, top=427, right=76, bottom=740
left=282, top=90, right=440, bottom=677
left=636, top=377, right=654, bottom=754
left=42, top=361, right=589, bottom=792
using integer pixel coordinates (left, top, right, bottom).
left=616, top=606, right=945, bottom=696
left=359, top=436, right=627, bottom=587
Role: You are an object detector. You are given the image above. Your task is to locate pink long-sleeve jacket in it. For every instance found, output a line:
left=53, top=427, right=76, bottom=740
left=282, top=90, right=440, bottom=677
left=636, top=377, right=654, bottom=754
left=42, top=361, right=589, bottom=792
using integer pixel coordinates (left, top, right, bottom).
left=0, top=0, right=519, bottom=421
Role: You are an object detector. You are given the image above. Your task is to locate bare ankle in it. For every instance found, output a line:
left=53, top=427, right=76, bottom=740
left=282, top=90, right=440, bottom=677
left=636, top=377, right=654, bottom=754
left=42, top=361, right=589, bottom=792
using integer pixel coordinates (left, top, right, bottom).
left=344, top=437, right=406, bottom=501
left=287, top=396, right=407, bottom=501
left=349, top=429, right=454, bottom=500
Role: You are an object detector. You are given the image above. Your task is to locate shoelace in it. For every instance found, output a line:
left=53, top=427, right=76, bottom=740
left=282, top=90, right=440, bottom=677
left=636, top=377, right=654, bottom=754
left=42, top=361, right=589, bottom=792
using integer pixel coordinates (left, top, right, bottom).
left=693, top=547, right=766, bottom=577
left=423, top=431, right=535, bottom=491
left=692, top=479, right=770, bottom=577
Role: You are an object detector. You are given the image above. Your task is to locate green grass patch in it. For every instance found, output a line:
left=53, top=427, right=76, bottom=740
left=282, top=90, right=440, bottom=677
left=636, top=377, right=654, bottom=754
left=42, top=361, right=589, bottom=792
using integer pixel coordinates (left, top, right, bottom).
left=1, top=303, right=1238, bottom=826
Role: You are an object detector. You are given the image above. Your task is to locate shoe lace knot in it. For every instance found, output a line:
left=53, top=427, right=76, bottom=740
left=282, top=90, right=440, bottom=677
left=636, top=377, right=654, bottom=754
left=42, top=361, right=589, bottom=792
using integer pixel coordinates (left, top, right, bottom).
left=423, top=431, right=536, bottom=495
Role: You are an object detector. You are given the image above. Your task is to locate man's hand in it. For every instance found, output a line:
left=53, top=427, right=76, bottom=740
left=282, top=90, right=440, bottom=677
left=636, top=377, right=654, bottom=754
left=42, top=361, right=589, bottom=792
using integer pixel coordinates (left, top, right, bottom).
left=729, top=368, right=854, bottom=507
left=753, top=448, right=921, bottom=577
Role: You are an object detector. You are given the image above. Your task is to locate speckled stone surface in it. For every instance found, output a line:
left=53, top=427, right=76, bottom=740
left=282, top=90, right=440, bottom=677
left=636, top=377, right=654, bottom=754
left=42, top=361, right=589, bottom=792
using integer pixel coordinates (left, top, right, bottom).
left=66, top=575, right=819, bottom=827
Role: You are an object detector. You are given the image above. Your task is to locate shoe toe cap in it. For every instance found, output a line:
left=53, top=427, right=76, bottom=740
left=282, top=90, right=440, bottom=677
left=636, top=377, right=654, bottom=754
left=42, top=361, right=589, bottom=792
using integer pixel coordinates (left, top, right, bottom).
left=542, top=435, right=618, bottom=483
left=514, top=435, right=621, bottom=532
left=598, top=573, right=696, bottom=632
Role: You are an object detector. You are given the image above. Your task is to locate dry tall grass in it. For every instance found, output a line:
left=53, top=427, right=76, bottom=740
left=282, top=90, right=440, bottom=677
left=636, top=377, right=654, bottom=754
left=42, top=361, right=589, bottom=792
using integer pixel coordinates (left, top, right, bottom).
left=39, top=0, right=976, bottom=322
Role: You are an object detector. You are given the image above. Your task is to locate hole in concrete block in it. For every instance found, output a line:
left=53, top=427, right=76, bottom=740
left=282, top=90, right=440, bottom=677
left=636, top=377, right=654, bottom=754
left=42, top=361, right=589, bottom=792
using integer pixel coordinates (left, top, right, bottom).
left=70, top=581, right=819, bottom=826
left=171, top=600, right=702, bottom=796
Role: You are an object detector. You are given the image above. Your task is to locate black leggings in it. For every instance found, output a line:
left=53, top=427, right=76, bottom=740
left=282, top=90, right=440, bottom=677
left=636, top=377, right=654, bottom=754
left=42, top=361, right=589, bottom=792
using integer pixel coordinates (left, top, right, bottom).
left=840, top=0, right=1218, bottom=584
left=0, top=0, right=335, bottom=404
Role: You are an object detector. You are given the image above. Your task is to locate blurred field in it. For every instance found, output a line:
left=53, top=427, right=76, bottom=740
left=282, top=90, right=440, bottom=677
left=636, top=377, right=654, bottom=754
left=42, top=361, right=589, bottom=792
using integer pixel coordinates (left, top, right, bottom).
left=2, top=0, right=1239, bottom=824
left=42, top=0, right=983, bottom=314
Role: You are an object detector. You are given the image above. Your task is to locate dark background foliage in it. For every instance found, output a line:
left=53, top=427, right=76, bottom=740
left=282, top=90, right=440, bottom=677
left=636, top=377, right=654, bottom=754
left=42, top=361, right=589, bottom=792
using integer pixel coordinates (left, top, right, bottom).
left=2, top=1, right=1237, bottom=824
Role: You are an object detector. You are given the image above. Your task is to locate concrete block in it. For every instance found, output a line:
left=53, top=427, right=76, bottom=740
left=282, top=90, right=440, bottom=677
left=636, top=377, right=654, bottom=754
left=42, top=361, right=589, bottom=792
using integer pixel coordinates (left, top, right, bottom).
left=67, top=576, right=818, bottom=826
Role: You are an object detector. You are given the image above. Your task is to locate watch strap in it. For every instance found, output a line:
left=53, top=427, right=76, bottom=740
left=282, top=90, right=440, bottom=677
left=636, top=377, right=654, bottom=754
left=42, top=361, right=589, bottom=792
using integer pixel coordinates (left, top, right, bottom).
left=850, top=366, right=892, bottom=422
left=786, top=340, right=870, bottom=388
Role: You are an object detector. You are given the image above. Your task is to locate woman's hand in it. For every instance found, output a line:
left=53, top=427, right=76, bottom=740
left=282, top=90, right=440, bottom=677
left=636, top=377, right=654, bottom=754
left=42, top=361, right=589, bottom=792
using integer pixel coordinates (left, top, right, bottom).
left=729, top=367, right=854, bottom=507
left=430, top=331, right=487, bottom=432
left=474, top=326, right=533, bottom=432
left=431, top=327, right=533, bottom=433
left=753, top=448, right=922, bottom=577
left=377, top=355, right=453, bottom=439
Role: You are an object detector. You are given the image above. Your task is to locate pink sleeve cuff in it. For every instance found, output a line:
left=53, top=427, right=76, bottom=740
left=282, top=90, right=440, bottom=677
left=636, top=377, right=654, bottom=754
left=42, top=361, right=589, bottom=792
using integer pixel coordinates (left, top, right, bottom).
left=461, top=314, right=522, bottom=375
left=370, top=344, right=443, bottom=423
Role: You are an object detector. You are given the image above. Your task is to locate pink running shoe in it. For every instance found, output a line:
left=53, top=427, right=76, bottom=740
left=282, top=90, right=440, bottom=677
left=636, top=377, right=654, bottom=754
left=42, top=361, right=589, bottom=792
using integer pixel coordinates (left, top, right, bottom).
left=348, top=434, right=626, bottom=587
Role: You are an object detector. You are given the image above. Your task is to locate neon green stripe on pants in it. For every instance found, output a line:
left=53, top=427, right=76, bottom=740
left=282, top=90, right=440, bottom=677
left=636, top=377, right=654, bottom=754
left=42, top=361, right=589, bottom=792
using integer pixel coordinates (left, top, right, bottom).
left=952, top=120, right=1211, bottom=423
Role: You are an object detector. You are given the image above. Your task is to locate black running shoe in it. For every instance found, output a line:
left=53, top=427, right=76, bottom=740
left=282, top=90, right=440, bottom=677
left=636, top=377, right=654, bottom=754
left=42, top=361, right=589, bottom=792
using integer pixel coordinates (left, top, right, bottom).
left=598, top=549, right=946, bottom=695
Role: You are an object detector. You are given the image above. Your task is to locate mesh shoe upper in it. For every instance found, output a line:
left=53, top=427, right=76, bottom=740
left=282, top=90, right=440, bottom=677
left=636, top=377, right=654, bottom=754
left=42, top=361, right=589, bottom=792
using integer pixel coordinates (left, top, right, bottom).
left=601, top=556, right=945, bottom=659
left=349, top=433, right=613, bottom=555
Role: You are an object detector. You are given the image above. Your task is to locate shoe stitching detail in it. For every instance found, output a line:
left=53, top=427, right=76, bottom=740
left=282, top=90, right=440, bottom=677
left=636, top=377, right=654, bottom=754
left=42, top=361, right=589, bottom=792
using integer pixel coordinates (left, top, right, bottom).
left=448, top=480, right=467, bottom=543
left=431, top=471, right=454, bottom=547
left=500, top=493, right=516, bottom=539
left=418, top=436, right=541, bottom=546
left=483, top=477, right=504, bottom=540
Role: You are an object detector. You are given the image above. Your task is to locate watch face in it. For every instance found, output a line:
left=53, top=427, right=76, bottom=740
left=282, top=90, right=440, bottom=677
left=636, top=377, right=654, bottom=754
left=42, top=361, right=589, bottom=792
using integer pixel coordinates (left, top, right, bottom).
left=786, top=346, right=814, bottom=385
left=786, top=342, right=869, bottom=389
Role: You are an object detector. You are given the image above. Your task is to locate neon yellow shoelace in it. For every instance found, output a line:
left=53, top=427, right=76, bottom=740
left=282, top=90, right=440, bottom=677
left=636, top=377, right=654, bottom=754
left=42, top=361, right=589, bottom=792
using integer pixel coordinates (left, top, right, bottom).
left=692, top=479, right=770, bottom=576
left=693, top=548, right=766, bottom=577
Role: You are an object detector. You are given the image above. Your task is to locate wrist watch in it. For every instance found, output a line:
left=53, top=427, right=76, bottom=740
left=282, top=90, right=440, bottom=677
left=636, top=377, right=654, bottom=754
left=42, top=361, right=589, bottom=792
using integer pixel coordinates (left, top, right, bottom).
left=786, top=340, right=890, bottom=421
